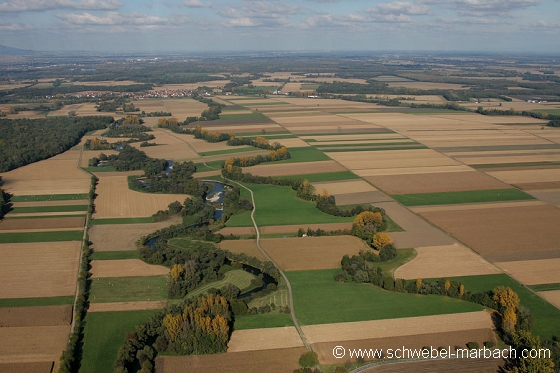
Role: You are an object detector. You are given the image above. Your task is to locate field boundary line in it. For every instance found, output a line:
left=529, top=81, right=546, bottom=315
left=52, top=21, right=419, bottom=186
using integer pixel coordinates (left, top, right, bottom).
left=224, top=176, right=312, bottom=352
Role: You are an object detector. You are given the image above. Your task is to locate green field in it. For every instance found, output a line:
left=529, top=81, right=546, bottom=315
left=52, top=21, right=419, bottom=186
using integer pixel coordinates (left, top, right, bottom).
left=79, top=310, right=157, bottom=373
left=10, top=205, right=88, bottom=213
left=167, top=237, right=216, bottom=250
left=287, top=269, right=484, bottom=326
left=431, top=274, right=560, bottom=340
left=187, top=270, right=257, bottom=298
left=91, top=251, right=140, bottom=260
left=90, top=217, right=155, bottom=225
left=375, top=248, right=416, bottom=275
left=90, top=276, right=167, bottom=303
left=276, top=147, right=331, bottom=163
left=301, top=83, right=320, bottom=90
left=3, top=214, right=87, bottom=220
left=0, top=230, right=83, bottom=243
left=529, top=283, right=560, bottom=292
left=10, top=193, right=89, bottom=202
left=392, top=188, right=534, bottom=206
left=533, top=109, right=560, bottom=116
left=0, top=296, right=74, bottom=308
left=198, top=146, right=262, bottom=157
left=318, top=145, right=428, bottom=152
left=225, top=183, right=354, bottom=227
left=275, top=171, right=360, bottom=182
left=234, top=312, right=294, bottom=330
left=194, top=162, right=218, bottom=172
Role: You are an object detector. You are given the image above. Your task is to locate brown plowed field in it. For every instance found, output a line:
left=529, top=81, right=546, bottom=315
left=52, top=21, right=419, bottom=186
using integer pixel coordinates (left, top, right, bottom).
left=394, top=244, right=500, bottom=280
left=0, top=241, right=80, bottom=298
left=356, top=165, right=473, bottom=177
left=538, top=290, right=560, bottom=309
left=0, top=306, right=72, bottom=327
left=487, top=169, right=560, bottom=184
left=0, top=362, right=54, bottom=373
left=93, top=175, right=187, bottom=218
left=494, top=258, right=560, bottom=285
left=313, top=328, right=496, bottom=365
left=0, top=151, right=90, bottom=196
left=242, top=160, right=347, bottom=177
left=259, top=236, right=370, bottom=271
left=334, top=191, right=393, bottom=205
left=156, top=347, right=307, bottom=373
left=515, top=181, right=560, bottom=190
left=0, top=325, right=70, bottom=363
left=365, top=171, right=511, bottom=194
left=90, top=259, right=169, bottom=278
left=0, top=217, right=85, bottom=231
left=419, top=205, right=560, bottom=257
left=88, top=300, right=167, bottom=312
left=89, top=217, right=182, bottom=252
left=218, top=239, right=266, bottom=261
left=361, top=357, right=503, bottom=373
left=312, top=180, right=377, bottom=194
left=411, top=200, right=545, bottom=213
left=456, top=154, right=560, bottom=166
left=228, top=327, right=304, bottom=352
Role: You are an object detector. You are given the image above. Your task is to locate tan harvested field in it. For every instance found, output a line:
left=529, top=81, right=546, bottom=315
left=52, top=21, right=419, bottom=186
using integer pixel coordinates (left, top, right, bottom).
left=0, top=217, right=85, bottom=231
left=312, top=180, right=377, bottom=194
left=242, top=160, right=347, bottom=177
left=89, top=216, right=182, bottom=252
left=313, top=329, right=496, bottom=365
left=300, top=133, right=407, bottom=141
left=90, top=259, right=169, bottom=278
left=334, top=191, right=393, bottom=205
left=157, top=347, right=307, bottom=373
left=516, top=181, right=560, bottom=190
left=12, top=199, right=89, bottom=207
left=458, top=154, right=560, bottom=166
left=260, top=236, right=369, bottom=271
left=79, top=150, right=119, bottom=167
left=487, top=168, right=560, bottom=184
left=47, top=102, right=102, bottom=117
left=302, top=311, right=493, bottom=343
left=271, top=114, right=373, bottom=127
left=0, top=151, right=90, bottom=196
left=130, top=128, right=199, bottom=161
left=364, top=171, right=511, bottom=194
left=327, top=149, right=460, bottom=171
left=387, top=81, right=468, bottom=90
left=419, top=204, right=560, bottom=259
left=93, top=175, right=187, bottom=218
left=0, top=361, right=54, bottom=373
left=218, top=239, right=266, bottom=261
left=88, top=300, right=167, bottom=312
left=270, top=137, right=310, bottom=148
left=228, top=327, right=303, bottom=352
left=495, top=258, right=560, bottom=285
left=367, top=94, right=447, bottom=103
left=159, top=98, right=208, bottom=118
left=0, top=325, right=70, bottom=364
left=538, top=290, right=560, bottom=310
left=170, top=131, right=252, bottom=153
left=282, top=82, right=304, bottom=92
left=189, top=124, right=283, bottom=132
left=356, top=165, right=474, bottom=177
left=528, top=189, right=560, bottom=206
left=0, top=306, right=72, bottom=327
left=394, top=244, right=500, bottom=280
left=311, top=139, right=415, bottom=146
left=0, top=241, right=80, bottom=299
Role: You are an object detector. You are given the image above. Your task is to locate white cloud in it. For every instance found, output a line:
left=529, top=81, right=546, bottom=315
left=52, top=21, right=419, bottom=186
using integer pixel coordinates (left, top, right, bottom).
left=164, top=0, right=212, bottom=8
left=217, top=0, right=298, bottom=27
left=373, top=1, right=430, bottom=15
left=421, top=0, right=539, bottom=16
left=56, top=11, right=170, bottom=25
left=0, top=20, right=33, bottom=30
left=0, top=0, right=122, bottom=12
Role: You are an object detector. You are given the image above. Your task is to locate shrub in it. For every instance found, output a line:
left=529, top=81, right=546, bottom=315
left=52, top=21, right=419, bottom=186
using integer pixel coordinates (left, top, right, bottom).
left=299, top=351, right=319, bottom=368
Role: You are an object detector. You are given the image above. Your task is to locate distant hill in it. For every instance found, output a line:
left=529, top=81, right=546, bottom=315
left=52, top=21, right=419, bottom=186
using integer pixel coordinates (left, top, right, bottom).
left=0, top=44, right=35, bottom=55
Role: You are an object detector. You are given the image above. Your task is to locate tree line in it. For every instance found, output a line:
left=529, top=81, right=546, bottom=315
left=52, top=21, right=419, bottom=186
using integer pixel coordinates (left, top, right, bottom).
left=0, top=116, right=113, bottom=172
left=0, top=177, right=9, bottom=219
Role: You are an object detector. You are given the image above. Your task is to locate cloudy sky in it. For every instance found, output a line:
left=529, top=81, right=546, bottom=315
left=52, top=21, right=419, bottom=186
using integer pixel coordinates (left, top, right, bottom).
left=0, top=0, right=559, bottom=53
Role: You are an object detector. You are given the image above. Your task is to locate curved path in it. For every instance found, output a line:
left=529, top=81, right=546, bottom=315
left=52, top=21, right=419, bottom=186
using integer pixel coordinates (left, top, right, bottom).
left=225, top=177, right=312, bottom=351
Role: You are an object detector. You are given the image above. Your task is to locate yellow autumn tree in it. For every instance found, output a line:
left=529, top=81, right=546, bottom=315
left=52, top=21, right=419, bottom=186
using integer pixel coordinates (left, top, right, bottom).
left=416, top=278, right=423, bottom=291
left=372, top=232, right=393, bottom=250
left=162, top=313, right=183, bottom=342
left=493, top=286, right=520, bottom=333
left=444, top=279, right=451, bottom=292
left=354, top=211, right=383, bottom=229
left=170, top=264, right=184, bottom=281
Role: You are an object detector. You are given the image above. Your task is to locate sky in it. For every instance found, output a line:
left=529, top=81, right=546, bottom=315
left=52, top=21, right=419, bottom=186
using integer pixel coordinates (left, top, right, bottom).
left=0, top=0, right=560, bottom=53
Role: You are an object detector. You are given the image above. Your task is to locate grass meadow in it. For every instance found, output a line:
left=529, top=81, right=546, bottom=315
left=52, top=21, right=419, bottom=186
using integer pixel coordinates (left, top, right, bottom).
left=287, top=269, right=484, bottom=326
left=90, top=276, right=167, bottom=303
left=0, top=230, right=83, bottom=243
left=79, top=310, right=157, bottom=373
left=392, top=189, right=534, bottom=206
left=10, top=194, right=89, bottom=202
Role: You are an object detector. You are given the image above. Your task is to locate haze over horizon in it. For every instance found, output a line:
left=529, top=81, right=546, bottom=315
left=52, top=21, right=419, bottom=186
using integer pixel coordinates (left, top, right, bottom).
left=0, top=0, right=559, bottom=54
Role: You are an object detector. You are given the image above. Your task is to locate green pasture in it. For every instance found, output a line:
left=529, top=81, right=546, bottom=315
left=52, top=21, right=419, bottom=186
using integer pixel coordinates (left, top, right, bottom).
left=90, top=276, right=167, bottom=303
left=187, top=270, right=257, bottom=298
left=225, top=183, right=354, bottom=227
left=392, top=188, right=534, bottom=206
left=287, top=269, right=484, bottom=326
left=0, top=230, right=83, bottom=243
left=10, top=204, right=88, bottom=213
left=79, top=310, right=157, bottom=373
left=91, top=251, right=140, bottom=260
left=10, top=193, right=89, bottom=202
